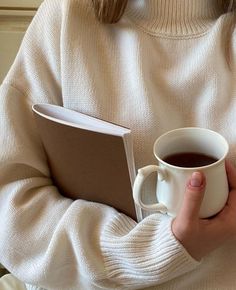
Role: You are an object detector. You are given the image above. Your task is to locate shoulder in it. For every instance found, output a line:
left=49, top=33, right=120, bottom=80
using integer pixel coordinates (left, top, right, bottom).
left=36, top=0, right=96, bottom=23
left=25, top=0, right=98, bottom=43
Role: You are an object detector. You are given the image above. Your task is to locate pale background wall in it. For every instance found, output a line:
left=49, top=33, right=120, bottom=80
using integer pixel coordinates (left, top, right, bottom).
left=0, top=0, right=43, bottom=82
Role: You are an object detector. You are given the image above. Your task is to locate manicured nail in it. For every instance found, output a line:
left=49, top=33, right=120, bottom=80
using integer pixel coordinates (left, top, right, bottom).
left=190, top=172, right=202, bottom=187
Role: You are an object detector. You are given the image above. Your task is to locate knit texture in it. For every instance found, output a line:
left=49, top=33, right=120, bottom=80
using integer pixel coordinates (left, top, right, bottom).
left=1, top=0, right=236, bottom=289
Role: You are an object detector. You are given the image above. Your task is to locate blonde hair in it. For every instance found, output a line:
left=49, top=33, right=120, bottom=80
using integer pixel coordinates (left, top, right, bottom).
left=92, top=0, right=236, bottom=24
left=91, top=0, right=128, bottom=23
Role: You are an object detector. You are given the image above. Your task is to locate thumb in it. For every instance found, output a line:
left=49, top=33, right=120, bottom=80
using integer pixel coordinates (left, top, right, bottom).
left=179, top=172, right=206, bottom=221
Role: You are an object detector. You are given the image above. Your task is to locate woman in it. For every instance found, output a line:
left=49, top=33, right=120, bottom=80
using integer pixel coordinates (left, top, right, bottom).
left=1, top=0, right=236, bottom=289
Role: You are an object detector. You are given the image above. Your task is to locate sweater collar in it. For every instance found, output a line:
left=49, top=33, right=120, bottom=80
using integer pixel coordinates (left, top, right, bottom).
left=125, top=0, right=223, bottom=37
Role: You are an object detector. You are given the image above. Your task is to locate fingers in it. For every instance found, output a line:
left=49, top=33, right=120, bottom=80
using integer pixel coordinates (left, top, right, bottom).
left=224, top=160, right=236, bottom=208
left=179, top=172, right=206, bottom=221
left=225, top=159, right=236, bottom=189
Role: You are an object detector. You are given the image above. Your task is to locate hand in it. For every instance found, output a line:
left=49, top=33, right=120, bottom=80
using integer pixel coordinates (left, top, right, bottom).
left=172, top=160, right=236, bottom=261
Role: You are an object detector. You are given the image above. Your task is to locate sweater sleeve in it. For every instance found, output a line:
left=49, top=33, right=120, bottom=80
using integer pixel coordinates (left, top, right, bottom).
left=0, top=1, right=200, bottom=289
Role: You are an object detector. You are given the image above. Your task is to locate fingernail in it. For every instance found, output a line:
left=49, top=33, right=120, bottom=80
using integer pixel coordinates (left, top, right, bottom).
left=190, top=172, right=202, bottom=187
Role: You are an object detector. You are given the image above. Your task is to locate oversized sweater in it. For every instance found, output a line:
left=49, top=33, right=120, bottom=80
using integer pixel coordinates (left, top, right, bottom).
left=1, top=0, right=236, bottom=289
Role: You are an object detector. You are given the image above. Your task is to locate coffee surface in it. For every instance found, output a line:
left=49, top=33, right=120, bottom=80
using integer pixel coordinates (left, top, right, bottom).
left=163, top=152, right=217, bottom=168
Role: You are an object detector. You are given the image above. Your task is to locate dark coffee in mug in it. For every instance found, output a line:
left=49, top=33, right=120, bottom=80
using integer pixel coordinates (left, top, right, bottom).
left=163, top=152, right=218, bottom=168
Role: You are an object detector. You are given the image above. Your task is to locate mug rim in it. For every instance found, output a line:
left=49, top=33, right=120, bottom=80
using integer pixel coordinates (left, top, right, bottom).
left=153, top=127, right=229, bottom=171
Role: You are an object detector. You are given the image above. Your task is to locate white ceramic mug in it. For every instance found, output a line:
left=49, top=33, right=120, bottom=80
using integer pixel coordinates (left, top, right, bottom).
left=133, top=127, right=229, bottom=218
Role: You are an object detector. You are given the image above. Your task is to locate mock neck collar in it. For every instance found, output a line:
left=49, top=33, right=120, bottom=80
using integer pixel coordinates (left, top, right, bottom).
left=125, top=0, right=223, bottom=37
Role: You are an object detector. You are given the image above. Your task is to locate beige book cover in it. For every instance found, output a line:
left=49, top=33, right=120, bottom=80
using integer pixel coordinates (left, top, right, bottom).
left=32, top=104, right=140, bottom=220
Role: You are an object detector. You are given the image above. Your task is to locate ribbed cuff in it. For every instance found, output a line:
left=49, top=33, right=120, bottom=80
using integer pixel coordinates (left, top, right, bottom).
left=101, top=213, right=200, bottom=289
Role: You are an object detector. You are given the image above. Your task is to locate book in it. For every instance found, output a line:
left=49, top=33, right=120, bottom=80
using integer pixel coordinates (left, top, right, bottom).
left=32, top=103, right=141, bottom=221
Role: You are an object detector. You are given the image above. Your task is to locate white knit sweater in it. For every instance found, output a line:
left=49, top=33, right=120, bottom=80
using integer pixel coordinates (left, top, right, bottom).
left=1, top=0, right=236, bottom=289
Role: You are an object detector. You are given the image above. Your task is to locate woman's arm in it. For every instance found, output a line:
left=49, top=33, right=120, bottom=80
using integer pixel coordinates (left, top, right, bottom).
left=0, top=84, right=199, bottom=289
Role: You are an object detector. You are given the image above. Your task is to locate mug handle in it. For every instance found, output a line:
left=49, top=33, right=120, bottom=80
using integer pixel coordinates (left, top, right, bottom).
left=133, top=165, right=168, bottom=213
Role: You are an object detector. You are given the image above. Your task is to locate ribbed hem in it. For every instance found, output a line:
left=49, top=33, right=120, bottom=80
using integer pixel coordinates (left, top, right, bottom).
left=126, top=0, right=223, bottom=37
left=26, top=284, right=45, bottom=290
left=101, top=213, right=200, bottom=289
